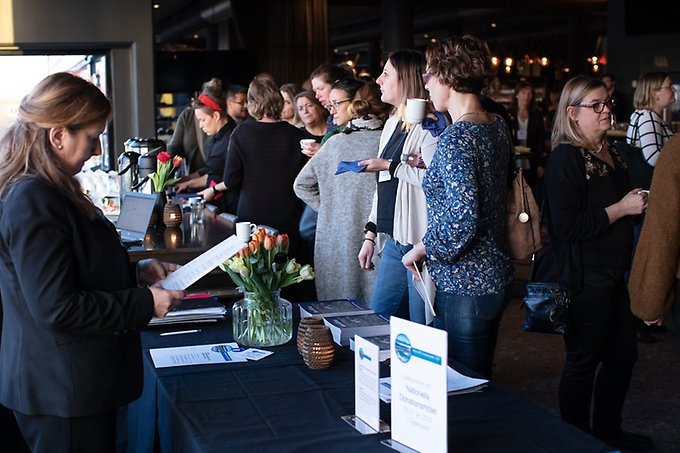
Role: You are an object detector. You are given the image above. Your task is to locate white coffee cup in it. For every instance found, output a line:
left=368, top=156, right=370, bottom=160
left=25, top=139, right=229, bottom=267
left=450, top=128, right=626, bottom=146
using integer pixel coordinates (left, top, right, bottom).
left=405, top=98, right=427, bottom=124
left=236, top=221, right=257, bottom=242
left=300, top=138, right=316, bottom=150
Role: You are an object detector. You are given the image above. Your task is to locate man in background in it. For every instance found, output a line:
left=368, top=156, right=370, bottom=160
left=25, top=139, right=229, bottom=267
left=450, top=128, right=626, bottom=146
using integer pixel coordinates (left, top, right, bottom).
left=227, top=85, right=249, bottom=125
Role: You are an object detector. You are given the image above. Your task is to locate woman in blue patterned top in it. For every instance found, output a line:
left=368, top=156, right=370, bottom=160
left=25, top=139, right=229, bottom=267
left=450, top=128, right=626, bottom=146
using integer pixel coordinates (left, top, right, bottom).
left=403, top=35, right=514, bottom=378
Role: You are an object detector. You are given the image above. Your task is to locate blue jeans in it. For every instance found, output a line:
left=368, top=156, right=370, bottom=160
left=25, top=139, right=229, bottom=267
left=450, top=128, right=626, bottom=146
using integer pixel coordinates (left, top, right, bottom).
left=369, top=237, right=426, bottom=324
left=433, top=287, right=510, bottom=378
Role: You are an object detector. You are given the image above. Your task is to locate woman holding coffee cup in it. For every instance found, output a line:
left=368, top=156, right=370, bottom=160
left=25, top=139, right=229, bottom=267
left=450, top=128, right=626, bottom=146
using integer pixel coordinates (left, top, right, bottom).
left=295, top=91, right=328, bottom=158
left=357, top=49, right=439, bottom=325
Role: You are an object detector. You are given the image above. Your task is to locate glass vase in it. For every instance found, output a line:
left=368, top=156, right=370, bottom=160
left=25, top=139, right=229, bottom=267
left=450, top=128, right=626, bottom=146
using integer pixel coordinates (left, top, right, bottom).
left=232, top=289, right=292, bottom=347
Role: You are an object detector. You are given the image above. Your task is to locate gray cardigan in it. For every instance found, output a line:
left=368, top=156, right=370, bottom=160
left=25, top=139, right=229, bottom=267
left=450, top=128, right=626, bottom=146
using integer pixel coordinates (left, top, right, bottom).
left=294, top=123, right=382, bottom=303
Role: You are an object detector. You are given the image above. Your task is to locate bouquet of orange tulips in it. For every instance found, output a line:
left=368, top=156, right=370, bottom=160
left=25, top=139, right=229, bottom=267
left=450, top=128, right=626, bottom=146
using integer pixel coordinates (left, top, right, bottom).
left=220, top=228, right=314, bottom=294
left=220, top=228, right=314, bottom=346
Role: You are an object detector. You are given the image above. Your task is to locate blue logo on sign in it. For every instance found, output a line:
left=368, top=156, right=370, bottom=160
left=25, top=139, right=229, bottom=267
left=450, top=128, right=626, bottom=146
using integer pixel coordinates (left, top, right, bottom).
left=359, top=347, right=372, bottom=361
left=394, top=333, right=412, bottom=363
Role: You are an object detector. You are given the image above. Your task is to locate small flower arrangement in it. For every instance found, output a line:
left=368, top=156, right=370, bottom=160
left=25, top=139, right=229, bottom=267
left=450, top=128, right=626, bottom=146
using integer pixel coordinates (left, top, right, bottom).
left=220, top=228, right=314, bottom=346
left=220, top=228, right=314, bottom=295
left=149, top=151, right=182, bottom=193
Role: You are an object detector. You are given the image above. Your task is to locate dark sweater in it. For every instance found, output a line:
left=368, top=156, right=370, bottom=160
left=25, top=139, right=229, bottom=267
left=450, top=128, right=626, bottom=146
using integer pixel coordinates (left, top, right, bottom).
left=223, top=119, right=306, bottom=234
left=543, top=143, right=633, bottom=294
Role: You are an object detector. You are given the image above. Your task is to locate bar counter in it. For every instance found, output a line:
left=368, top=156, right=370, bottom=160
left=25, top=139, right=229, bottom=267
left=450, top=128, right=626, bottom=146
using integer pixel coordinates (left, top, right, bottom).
left=127, top=209, right=235, bottom=264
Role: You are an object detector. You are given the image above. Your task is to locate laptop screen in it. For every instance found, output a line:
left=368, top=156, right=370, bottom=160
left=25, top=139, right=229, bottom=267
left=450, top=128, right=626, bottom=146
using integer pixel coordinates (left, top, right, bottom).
left=116, top=193, right=156, bottom=234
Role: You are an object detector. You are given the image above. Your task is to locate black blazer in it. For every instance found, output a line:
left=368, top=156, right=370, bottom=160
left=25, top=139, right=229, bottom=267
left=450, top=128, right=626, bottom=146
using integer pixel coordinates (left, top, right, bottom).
left=0, top=177, right=154, bottom=417
left=510, top=109, right=546, bottom=166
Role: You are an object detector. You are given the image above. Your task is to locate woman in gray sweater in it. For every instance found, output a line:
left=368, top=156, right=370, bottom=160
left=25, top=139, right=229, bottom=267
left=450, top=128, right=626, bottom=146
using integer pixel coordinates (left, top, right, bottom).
left=294, top=82, right=391, bottom=302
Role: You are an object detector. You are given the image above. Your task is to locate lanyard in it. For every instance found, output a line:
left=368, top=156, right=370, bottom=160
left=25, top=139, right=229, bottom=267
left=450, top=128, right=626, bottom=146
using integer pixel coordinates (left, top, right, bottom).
left=380, top=128, right=408, bottom=161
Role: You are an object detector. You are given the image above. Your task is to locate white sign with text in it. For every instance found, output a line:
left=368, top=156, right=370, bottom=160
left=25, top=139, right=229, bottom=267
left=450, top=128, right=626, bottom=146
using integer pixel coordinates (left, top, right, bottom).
left=354, top=335, right=381, bottom=432
left=389, top=317, right=447, bottom=453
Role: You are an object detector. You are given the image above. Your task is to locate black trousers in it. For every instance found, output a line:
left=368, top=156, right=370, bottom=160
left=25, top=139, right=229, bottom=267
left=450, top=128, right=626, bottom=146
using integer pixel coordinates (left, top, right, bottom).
left=14, top=409, right=116, bottom=453
left=558, top=271, right=638, bottom=435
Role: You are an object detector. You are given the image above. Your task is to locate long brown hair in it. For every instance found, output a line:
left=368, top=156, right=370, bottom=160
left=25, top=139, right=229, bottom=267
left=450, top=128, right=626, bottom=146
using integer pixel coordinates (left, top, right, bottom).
left=0, top=72, right=112, bottom=219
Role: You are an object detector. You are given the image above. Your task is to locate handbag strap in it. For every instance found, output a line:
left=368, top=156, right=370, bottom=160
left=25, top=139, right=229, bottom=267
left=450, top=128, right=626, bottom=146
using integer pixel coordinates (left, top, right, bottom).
left=528, top=198, right=546, bottom=281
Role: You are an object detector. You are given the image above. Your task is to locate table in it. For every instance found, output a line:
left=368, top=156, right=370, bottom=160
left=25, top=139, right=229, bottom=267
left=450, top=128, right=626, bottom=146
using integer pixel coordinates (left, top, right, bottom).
left=126, top=319, right=610, bottom=453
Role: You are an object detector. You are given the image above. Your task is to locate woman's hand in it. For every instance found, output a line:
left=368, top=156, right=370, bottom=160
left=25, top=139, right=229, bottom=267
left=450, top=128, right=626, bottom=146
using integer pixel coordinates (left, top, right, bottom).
left=173, top=180, right=194, bottom=193
left=301, top=141, right=321, bottom=158
left=402, top=242, right=426, bottom=279
left=148, top=286, right=185, bottom=318
left=358, top=237, right=376, bottom=270
left=605, top=188, right=648, bottom=224
left=199, top=186, right=214, bottom=201
left=358, top=158, right=390, bottom=173
left=137, top=259, right=180, bottom=286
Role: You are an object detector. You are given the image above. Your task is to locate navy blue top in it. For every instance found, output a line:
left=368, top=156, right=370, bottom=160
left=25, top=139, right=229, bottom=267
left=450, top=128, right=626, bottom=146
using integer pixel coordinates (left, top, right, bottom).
left=423, top=117, right=514, bottom=295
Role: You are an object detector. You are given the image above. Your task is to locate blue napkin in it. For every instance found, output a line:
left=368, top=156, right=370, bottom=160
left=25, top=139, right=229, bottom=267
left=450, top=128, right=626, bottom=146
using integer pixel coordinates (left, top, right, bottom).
left=422, top=111, right=448, bottom=137
left=335, top=159, right=368, bottom=175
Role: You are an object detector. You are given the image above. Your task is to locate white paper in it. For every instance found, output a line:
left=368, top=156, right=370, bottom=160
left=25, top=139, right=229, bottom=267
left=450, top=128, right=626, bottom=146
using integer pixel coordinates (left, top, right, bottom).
left=389, top=317, right=448, bottom=453
left=160, top=235, right=247, bottom=290
left=149, top=342, right=247, bottom=368
left=242, top=348, right=274, bottom=361
left=412, top=262, right=436, bottom=325
left=354, top=335, right=381, bottom=432
left=379, top=367, right=488, bottom=403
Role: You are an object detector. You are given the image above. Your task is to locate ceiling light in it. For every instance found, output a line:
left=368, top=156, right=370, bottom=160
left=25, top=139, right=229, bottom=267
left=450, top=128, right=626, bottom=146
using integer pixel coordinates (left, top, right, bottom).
left=504, top=57, right=513, bottom=67
left=491, top=23, right=497, bottom=28
left=153, top=3, right=160, bottom=9
left=491, top=56, right=499, bottom=66
left=193, top=34, right=199, bottom=39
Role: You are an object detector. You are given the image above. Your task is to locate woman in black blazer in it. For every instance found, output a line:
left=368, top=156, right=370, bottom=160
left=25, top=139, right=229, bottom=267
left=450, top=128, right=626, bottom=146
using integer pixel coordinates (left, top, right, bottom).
left=0, top=73, right=185, bottom=452
left=509, top=81, right=546, bottom=191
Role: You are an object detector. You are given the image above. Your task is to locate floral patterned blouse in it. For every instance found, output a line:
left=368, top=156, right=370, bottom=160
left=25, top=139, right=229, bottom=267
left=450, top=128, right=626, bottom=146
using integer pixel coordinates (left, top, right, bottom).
left=422, top=117, right=514, bottom=295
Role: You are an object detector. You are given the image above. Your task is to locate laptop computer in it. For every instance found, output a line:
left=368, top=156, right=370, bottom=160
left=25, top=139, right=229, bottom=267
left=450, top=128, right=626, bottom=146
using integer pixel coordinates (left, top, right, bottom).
left=115, top=192, right=156, bottom=243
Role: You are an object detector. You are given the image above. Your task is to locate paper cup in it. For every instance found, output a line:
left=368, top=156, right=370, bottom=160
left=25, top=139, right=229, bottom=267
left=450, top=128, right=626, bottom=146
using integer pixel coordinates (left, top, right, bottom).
left=405, top=98, right=427, bottom=124
left=300, top=139, right=316, bottom=150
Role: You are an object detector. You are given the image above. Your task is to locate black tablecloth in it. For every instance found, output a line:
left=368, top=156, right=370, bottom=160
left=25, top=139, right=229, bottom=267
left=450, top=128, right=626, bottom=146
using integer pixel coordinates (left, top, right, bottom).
left=127, top=318, right=610, bottom=453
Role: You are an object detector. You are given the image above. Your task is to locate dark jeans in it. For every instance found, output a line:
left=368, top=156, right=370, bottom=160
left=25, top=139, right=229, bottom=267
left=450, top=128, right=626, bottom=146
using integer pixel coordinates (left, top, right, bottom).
left=558, top=273, right=638, bottom=435
left=14, top=409, right=117, bottom=453
left=433, top=286, right=511, bottom=378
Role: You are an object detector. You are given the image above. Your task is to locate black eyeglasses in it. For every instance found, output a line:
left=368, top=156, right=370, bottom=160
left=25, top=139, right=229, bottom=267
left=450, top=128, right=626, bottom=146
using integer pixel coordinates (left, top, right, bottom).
left=326, top=99, right=351, bottom=111
left=572, top=99, right=616, bottom=114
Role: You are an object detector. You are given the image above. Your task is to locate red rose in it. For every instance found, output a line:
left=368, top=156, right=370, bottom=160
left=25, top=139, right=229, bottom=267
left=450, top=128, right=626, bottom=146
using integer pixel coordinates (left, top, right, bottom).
left=157, top=151, right=171, bottom=163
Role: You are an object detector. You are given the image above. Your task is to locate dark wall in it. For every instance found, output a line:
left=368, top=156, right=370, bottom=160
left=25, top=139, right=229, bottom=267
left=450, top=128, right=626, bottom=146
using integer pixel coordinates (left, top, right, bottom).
left=607, top=0, right=680, bottom=116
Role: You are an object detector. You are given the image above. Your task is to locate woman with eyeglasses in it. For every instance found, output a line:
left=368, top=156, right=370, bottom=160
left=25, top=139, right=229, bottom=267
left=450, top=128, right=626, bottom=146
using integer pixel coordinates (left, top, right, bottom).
left=357, top=49, right=438, bottom=325
left=294, top=82, right=391, bottom=302
left=626, top=72, right=675, bottom=170
left=543, top=75, right=652, bottom=452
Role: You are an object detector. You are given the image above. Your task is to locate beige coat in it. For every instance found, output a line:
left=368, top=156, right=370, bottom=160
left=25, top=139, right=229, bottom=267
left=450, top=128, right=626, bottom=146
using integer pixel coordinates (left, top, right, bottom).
left=629, top=134, right=680, bottom=321
left=367, top=116, right=438, bottom=249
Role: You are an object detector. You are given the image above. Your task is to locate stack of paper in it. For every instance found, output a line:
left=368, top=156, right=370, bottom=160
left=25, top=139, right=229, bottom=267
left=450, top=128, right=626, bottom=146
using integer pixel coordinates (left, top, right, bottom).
left=148, top=296, right=227, bottom=326
left=149, top=342, right=274, bottom=368
left=323, top=313, right=390, bottom=346
left=378, top=366, right=488, bottom=403
left=349, top=334, right=390, bottom=362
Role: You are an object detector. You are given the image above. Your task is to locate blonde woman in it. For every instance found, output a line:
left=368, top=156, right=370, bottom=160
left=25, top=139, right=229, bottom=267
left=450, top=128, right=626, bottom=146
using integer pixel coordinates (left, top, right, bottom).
left=357, top=49, right=438, bottom=324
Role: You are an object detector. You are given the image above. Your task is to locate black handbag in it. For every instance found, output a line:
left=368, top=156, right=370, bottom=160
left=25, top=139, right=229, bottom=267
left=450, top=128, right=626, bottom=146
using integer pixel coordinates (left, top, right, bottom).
left=521, top=201, right=571, bottom=335
left=522, top=282, right=570, bottom=335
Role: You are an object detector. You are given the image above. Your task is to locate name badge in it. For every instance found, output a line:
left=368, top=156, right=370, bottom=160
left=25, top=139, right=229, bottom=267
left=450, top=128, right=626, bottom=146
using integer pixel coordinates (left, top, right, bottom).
left=517, top=129, right=528, bottom=141
left=378, top=170, right=392, bottom=182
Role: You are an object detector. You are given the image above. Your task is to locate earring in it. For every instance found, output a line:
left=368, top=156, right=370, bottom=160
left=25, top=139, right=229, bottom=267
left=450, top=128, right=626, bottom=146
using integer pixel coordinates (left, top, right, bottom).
left=57, top=144, right=63, bottom=149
